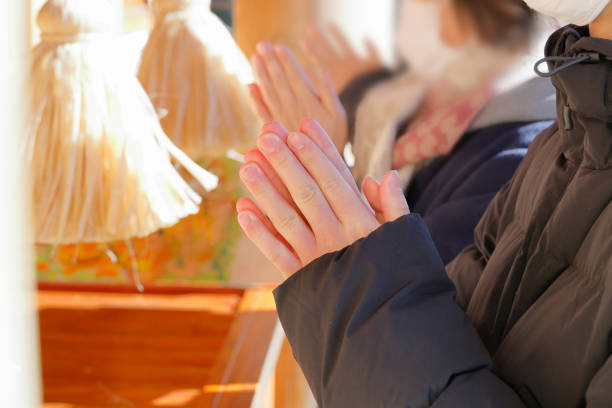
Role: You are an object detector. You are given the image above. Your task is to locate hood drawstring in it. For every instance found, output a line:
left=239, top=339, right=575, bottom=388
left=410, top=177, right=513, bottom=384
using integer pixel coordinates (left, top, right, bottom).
left=534, top=52, right=610, bottom=77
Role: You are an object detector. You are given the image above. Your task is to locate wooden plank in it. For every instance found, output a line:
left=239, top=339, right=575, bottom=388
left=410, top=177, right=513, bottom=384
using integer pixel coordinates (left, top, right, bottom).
left=201, top=288, right=280, bottom=408
left=38, top=291, right=241, bottom=311
left=38, top=288, right=284, bottom=407
left=38, top=281, right=245, bottom=296
left=38, top=290, right=243, bottom=407
left=43, top=381, right=203, bottom=407
left=40, top=331, right=226, bottom=351
left=274, top=338, right=316, bottom=408
left=39, top=309, right=233, bottom=336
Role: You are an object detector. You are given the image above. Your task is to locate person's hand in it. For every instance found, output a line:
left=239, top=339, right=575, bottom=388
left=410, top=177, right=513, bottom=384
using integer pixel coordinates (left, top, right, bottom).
left=361, top=174, right=410, bottom=225
left=248, top=41, right=349, bottom=153
left=236, top=118, right=410, bottom=278
left=302, top=24, right=382, bottom=92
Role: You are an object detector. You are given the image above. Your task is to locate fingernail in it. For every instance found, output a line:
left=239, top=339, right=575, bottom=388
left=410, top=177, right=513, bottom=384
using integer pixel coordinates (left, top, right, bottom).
left=240, top=163, right=262, bottom=183
left=237, top=212, right=253, bottom=229
left=288, top=133, right=306, bottom=150
left=258, top=133, right=280, bottom=154
left=363, top=176, right=379, bottom=186
left=252, top=54, right=264, bottom=68
left=274, top=44, right=286, bottom=55
left=257, top=41, right=273, bottom=54
left=389, top=170, right=401, bottom=190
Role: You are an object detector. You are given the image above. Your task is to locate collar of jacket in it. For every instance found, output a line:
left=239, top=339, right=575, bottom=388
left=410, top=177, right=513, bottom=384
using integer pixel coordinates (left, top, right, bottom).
left=546, top=25, right=612, bottom=169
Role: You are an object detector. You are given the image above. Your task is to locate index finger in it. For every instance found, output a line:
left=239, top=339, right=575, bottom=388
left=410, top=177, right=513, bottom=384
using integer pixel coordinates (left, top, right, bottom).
left=273, top=44, right=319, bottom=102
left=307, top=26, right=336, bottom=61
left=327, top=23, right=355, bottom=57
left=245, top=121, right=295, bottom=205
left=299, top=118, right=359, bottom=196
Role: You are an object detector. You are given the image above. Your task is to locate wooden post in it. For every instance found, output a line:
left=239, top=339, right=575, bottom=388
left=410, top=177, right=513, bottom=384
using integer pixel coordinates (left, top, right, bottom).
left=234, top=0, right=319, bottom=62
left=234, top=0, right=394, bottom=71
left=0, top=0, right=40, bottom=406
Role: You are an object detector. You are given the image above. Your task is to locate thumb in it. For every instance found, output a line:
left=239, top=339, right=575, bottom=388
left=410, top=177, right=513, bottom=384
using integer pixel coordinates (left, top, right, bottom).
left=247, top=83, right=272, bottom=123
left=361, top=176, right=385, bottom=224
left=317, top=70, right=341, bottom=113
left=380, top=171, right=410, bottom=222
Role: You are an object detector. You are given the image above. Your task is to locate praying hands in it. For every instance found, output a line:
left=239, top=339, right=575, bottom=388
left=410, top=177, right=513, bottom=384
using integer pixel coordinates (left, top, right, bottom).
left=302, top=24, right=382, bottom=92
left=248, top=41, right=349, bottom=153
left=236, top=118, right=410, bottom=278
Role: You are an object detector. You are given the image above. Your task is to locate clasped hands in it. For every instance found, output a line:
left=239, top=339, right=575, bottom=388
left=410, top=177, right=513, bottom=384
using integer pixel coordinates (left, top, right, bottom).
left=237, top=118, right=410, bottom=278
left=248, top=39, right=349, bottom=153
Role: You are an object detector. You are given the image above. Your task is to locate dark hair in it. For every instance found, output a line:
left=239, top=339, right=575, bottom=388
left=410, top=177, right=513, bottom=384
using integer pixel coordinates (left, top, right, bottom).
left=452, top=0, right=535, bottom=46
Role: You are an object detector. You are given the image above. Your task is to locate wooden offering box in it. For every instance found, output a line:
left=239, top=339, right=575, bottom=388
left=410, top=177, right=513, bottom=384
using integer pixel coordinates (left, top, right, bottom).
left=38, top=284, right=290, bottom=407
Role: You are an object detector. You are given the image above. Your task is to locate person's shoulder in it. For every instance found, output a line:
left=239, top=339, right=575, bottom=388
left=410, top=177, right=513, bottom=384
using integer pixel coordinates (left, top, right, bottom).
left=449, top=120, right=556, bottom=196
left=446, top=120, right=553, bottom=175
left=470, top=120, right=556, bottom=153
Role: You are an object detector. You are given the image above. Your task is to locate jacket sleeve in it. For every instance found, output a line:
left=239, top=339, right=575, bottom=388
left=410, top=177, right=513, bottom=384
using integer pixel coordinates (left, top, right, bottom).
left=273, top=214, right=525, bottom=407
left=414, top=121, right=549, bottom=266
left=444, top=173, right=515, bottom=311
left=586, top=354, right=612, bottom=407
left=444, top=123, right=560, bottom=309
left=422, top=192, right=495, bottom=265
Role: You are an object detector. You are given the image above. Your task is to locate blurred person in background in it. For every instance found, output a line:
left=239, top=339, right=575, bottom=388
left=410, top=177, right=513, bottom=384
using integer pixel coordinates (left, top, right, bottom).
left=247, top=0, right=558, bottom=263
left=237, top=0, right=612, bottom=405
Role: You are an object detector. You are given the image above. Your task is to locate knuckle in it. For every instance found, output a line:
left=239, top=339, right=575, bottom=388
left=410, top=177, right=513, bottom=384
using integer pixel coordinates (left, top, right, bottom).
left=320, top=140, right=334, bottom=152
left=267, top=250, right=286, bottom=267
left=267, top=150, right=290, bottom=167
left=344, top=221, right=368, bottom=240
left=321, top=178, right=342, bottom=195
left=356, top=220, right=378, bottom=238
left=296, top=183, right=319, bottom=205
left=318, top=235, right=339, bottom=253
left=246, top=178, right=266, bottom=195
left=271, top=149, right=290, bottom=166
left=277, top=213, right=299, bottom=232
left=315, top=132, right=334, bottom=150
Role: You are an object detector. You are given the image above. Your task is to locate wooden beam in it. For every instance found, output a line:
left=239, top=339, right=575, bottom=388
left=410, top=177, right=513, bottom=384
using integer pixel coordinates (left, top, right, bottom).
left=201, top=288, right=281, bottom=407
left=38, top=281, right=244, bottom=296
left=39, top=287, right=282, bottom=407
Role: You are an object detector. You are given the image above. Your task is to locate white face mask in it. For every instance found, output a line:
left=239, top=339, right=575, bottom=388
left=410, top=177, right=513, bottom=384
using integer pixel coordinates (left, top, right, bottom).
left=524, top=0, right=609, bottom=25
left=395, top=0, right=465, bottom=80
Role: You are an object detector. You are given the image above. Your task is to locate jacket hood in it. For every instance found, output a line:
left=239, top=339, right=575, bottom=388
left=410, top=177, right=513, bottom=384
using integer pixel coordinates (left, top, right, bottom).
left=546, top=25, right=612, bottom=168
left=469, top=17, right=559, bottom=131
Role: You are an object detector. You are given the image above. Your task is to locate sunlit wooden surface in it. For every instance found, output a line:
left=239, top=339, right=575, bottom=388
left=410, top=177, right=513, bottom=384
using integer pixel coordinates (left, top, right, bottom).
left=39, top=286, right=282, bottom=407
left=234, top=0, right=318, bottom=63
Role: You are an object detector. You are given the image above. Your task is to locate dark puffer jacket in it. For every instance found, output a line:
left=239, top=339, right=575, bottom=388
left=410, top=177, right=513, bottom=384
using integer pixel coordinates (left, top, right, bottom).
left=406, top=120, right=552, bottom=264
left=273, top=26, right=612, bottom=407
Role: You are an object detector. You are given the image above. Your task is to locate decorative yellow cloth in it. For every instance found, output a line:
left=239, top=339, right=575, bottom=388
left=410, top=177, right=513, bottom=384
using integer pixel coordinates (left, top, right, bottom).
left=138, top=0, right=260, bottom=159
left=27, top=0, right=218, bottom=245
left=36, top=158, right=241, bottom=285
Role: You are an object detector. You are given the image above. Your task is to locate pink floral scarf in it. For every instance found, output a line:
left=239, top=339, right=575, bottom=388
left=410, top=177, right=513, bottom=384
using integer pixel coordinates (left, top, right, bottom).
left=392, top=82, right=494, bottom=169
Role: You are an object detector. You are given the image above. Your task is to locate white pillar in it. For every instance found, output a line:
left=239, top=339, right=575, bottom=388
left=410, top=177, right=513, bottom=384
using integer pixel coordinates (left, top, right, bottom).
left=317, top=0, right=395, bottom=64
left=235, top=0, right=395, bottom=66
left=0, top=1, right=41, bottom=407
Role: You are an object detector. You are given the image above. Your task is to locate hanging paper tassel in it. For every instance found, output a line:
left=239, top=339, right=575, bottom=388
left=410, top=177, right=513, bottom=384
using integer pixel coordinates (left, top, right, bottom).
left=138, top=0, right=260, bottom=159
left=26, top=0, right=218, bottom=245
